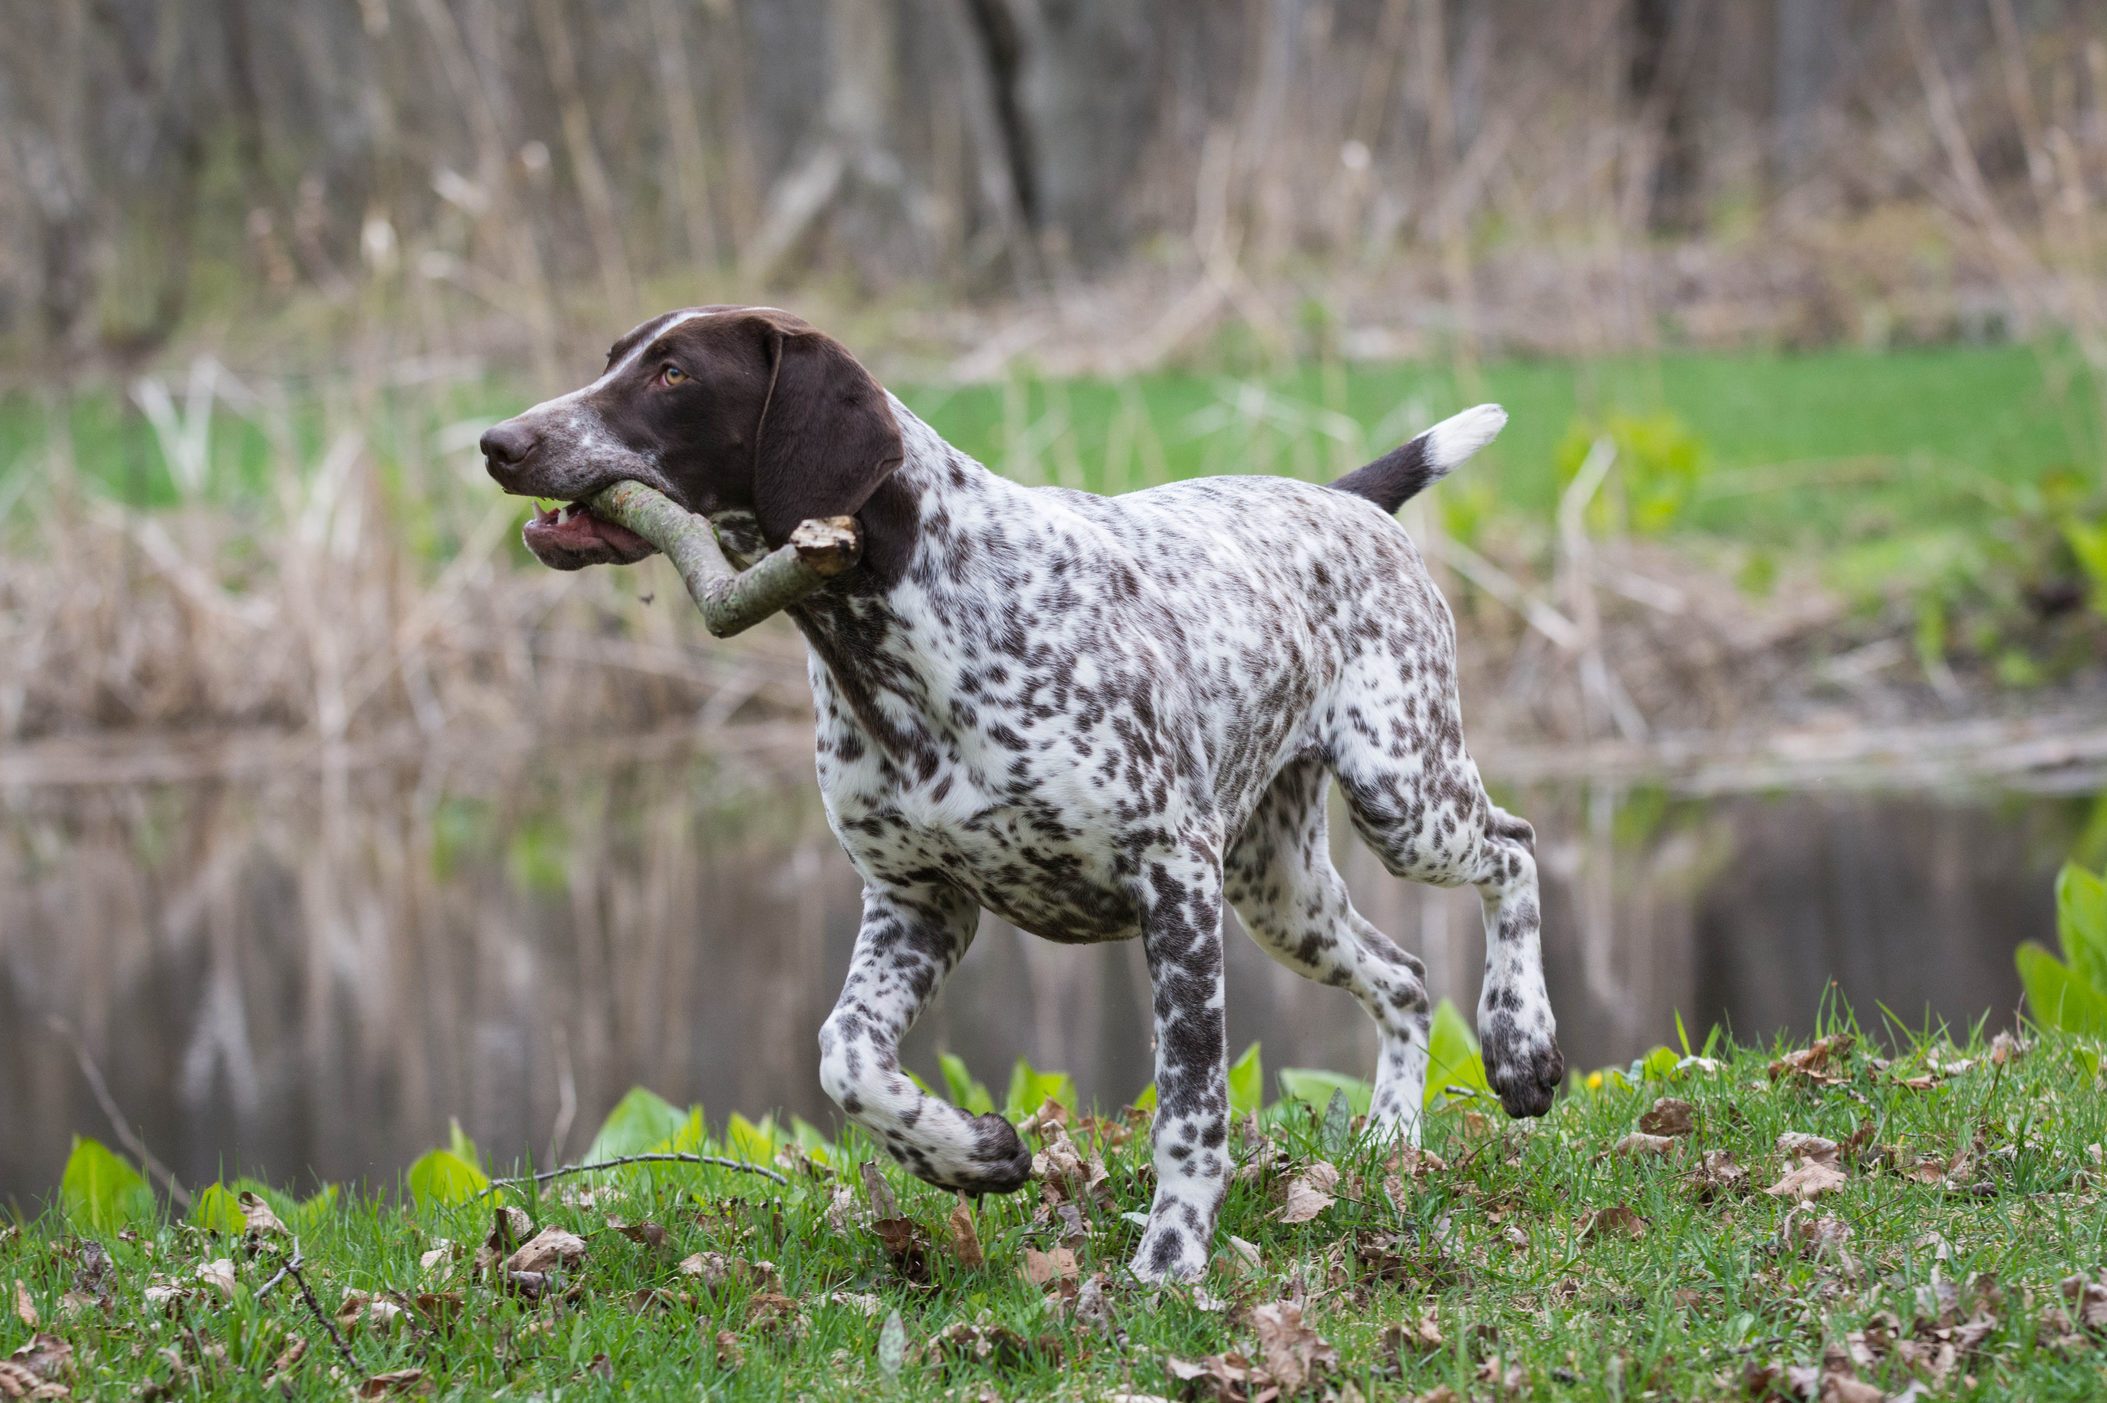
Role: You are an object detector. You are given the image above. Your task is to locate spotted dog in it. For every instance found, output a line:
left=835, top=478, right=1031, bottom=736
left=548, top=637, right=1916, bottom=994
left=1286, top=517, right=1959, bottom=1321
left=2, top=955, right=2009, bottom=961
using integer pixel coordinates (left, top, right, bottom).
left=481, top=306, right=1562, bottom=1283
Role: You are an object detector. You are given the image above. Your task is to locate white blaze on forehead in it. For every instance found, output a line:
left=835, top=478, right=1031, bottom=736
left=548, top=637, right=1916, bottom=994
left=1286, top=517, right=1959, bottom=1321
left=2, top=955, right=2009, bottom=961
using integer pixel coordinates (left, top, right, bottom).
left=517, top=305, right=789, bottom=419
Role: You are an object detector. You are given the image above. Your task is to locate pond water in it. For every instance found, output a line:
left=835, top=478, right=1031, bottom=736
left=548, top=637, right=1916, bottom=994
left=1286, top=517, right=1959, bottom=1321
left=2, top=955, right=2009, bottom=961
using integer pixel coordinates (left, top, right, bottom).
left=2, top=745, right=2098, bottom=1207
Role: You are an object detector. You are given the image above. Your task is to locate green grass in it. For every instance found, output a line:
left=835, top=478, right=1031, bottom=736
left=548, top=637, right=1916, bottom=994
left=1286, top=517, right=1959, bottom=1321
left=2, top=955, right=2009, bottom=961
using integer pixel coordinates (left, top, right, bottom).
left=7, top=1021, right=2107, bottom=1399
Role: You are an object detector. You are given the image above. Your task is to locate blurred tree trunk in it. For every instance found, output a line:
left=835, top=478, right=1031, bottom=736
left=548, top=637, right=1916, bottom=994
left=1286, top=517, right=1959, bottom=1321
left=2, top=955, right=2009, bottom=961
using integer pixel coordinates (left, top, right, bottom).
left=961, top=0, right=1157, bottom=268
left=1624, top=0, right=1707, bottom=235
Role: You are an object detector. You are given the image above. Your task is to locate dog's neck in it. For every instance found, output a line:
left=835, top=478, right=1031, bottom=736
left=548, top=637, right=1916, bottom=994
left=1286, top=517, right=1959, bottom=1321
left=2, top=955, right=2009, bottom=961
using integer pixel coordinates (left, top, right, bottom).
left=730, top=398, right=1025, bottom=758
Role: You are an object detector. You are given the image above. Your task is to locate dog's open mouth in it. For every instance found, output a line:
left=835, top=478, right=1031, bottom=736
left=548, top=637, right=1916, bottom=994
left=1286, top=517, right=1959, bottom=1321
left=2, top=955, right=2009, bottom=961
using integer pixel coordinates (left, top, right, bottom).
left=521, top=500, right=660, bottom=570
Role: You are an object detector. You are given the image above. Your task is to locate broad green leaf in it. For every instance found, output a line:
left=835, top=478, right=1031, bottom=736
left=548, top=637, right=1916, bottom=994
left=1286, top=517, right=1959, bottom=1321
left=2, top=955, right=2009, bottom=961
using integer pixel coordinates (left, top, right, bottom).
left=939, top=1053, right=996, bottom=1115
left=791, top=1117, right=837, bottom=1165
left=1129, top=1082, right=1157, bottom=1114
left=586, top=1087, right=689, bottom=1161
left=2056, top=863, right=2107, bottom=990
left=1003, top=1058, right=1077, bottom=1120
left=1228, top=1043, right=1265, bottom=1117
left=1276, top=1068, right=1373, bottom=1116
left=2016, top=941, right=2107, bottom=1036
left=188, top=1182, right=246, bottom=1235
left=406, top=1148, right=489, bottom=1206
left=1632, top=1045, right=1680, bottom=1081
left=724, top=1112, right=782, bottom=1164
left=60, top=1137, right=155, bottom=1232
left=1425, top=999, right=1491, bottom=1107
left=660, top=1108, right=707, bottom=1154
left=447, top=1119, right=483, bottom=1172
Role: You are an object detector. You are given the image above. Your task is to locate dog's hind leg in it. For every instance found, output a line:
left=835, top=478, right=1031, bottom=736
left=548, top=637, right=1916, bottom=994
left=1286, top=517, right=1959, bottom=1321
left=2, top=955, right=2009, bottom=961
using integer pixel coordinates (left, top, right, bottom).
left=1226, top=757, right=1432, bottom=1141
left=817, top=883, right=1032, bottom=1194
left=1324, top=657, right=1564, bottom=1119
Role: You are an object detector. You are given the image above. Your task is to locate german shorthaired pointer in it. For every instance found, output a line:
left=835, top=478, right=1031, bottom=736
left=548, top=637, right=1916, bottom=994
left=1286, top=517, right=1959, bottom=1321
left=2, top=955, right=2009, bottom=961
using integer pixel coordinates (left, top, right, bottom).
left=481, top=307, right=1561, bottom=1283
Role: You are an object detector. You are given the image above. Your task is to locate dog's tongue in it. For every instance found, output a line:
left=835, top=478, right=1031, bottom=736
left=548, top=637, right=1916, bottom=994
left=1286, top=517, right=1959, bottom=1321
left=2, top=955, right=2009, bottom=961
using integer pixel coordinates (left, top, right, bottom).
left=523, top=501, right=654, bottom=555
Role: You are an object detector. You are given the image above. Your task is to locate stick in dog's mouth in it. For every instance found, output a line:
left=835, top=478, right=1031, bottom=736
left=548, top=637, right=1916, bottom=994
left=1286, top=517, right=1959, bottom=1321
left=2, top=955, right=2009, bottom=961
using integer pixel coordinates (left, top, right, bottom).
left=531, top=480, right=862, bottom=638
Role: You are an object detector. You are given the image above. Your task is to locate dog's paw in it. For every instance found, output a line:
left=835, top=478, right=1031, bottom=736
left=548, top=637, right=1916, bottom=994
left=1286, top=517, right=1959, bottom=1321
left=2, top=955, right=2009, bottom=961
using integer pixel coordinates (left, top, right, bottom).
left=1128, top=1220, right=1210, bottom=1285
left=944, top=1112, right=1033, bottom=1196
left=1481, top=1018, right=1563, bottom=1118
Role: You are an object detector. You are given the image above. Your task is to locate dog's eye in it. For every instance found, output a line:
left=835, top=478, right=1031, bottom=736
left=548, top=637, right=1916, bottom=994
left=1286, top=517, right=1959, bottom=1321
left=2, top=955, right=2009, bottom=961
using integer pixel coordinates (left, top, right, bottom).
left=659, top=364, right=687, bottom=386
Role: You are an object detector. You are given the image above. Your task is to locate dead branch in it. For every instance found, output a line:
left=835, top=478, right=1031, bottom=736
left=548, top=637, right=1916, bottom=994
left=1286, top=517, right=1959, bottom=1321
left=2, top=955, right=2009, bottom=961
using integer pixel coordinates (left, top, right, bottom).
left=480, top=1153, right=790, bottom=1193
left=264, top=1240, right=358, bottom=1373
left=587, top=481, right=860, bottom=638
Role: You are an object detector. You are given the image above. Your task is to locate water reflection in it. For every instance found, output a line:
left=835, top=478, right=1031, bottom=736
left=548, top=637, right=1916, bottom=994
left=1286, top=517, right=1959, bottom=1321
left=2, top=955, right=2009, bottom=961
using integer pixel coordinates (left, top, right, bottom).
left=1, top=751, right=2092, bottom=1204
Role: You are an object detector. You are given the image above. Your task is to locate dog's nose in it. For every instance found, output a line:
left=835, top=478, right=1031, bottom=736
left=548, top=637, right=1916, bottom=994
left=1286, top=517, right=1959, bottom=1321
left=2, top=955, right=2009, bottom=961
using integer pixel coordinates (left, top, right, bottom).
left=480, top=422, right=540, bottom=483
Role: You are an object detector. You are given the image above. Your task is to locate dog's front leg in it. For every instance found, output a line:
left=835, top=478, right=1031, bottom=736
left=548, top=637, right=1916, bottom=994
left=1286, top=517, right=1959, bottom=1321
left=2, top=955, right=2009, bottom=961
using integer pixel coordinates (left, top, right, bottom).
left=1131, top=841, right=1231, bottom=1285
left=817, top=882, right=1033, bottom=1194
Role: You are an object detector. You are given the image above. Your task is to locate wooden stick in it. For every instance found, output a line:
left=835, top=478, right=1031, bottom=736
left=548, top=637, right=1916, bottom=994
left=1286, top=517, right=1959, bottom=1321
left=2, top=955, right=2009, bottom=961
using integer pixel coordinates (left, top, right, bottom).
left=479, top=1152, right=790, bottom=1194
left=588, top=481, right=860, bottom=638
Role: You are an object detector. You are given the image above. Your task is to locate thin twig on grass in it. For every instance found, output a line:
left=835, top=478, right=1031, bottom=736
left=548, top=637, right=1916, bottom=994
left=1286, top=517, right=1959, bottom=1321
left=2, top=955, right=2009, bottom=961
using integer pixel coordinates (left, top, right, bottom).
left=480, top=1153, right=790, bottom=1194
left=266, top=1240, right=358, bottom=1372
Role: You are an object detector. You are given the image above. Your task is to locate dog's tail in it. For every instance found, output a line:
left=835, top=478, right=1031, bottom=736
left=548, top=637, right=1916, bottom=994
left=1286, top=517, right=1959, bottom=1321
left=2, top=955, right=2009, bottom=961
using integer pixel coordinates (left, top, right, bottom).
left=1329, top=404, right=1507, bottom=514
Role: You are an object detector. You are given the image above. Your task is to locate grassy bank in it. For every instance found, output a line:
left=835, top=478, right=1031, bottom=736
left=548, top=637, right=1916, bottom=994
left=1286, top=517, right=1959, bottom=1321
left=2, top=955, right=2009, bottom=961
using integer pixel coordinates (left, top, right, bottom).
left=5, top=1020, right=2106, bottom=1399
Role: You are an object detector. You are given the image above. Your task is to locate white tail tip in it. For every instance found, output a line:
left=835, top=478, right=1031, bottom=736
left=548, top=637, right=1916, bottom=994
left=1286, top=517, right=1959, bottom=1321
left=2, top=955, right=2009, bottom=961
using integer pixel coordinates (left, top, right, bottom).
left=1423, top=403, right=1507, bottom=472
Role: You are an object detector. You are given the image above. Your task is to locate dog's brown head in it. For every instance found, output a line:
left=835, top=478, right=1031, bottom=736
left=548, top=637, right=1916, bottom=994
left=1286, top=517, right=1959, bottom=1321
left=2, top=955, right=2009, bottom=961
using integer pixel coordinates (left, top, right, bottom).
left=481, top=306, right=903, bottom=570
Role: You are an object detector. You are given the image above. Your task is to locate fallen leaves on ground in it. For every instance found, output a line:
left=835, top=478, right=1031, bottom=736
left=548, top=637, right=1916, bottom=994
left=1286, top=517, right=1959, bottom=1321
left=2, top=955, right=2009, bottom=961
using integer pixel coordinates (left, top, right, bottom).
left=1692, top=1150, right=1749, bottom=1200
left=237, top=1191, right=286, bottom=1246
left=1022, top=1246, right=1078, bottom=1286
left=10, top=1282, right=32, bottom=1331
left=1579, top=1206, right=1648, bottom=1240
left=948, top=1196, right=984, bottom=1269
left=1611, top=1131, right=1677, bottom=1158
left=0, top=1335, right=73, bottom=1400
left=1169, top=1299, right=1338, bottom=1400
left=1766, top=1134, right=1848, bottom=1200
left=1034, top=1123, right=1114, bottom=1209
left=337, top=1290, right=407, bottom=1336
left=1277, top=1161, right=1341, bottom=1224
left=503, top=1226, right=587, bottom=1276
left=1770, top=1034, right=1854, bottom=1086
left=1638, top=1097, right=1696, bottom=1137
left=605, top=1217, right=667, bottom=1253
left=356, top=1367, right=426, bottom=1397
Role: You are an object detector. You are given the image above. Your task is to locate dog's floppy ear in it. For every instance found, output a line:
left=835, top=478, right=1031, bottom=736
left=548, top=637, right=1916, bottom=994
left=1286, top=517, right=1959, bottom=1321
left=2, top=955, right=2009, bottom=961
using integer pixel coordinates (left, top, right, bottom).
left=747, top=317, right=904, bottom=546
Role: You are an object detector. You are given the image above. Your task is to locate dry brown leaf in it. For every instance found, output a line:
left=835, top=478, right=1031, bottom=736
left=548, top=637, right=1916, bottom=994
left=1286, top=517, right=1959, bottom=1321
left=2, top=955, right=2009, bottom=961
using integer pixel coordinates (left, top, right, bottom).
left=1022, top=1246, right=1078, bottom=1286
left=1777, top=1133, right=1842, bottom=1168
left=606, top=1218, right=667, bottom=1253
left=1579, top=1205, right=1648, bottom=1240
left=679, top=1251, right=733, bottom=1287
left=236, top=1191, right=286, bottom=1242
left=262, top=1334, right=307, bottom=1387
left=504, top=1226, right=587, bottom=1276
left=0, top=1334, right=72, bottom=1401
left=1638, top=1097, right=1695, bottom=1137
left=1033, top=1124, right=1113, bottom=1208
left=859, top=1161, right=899, bottom=1220
left=2062, top=1272, right=2107, bottom=1332
left=1165, top=1352, right=1258, bottom=1401
left=1685, top=1145, right=1753, bottom=1196
left=948, top=1197, right=985, bottom=1269
left=194, top=1260, right=237, bottom=1300
left=871, top=1217, right=931, bottom=1281
left=1251, top=1299, right=1339, bottom=1395
left=1765, top=1159, right=1847, bottom=1201
left=1381, top=1307, right=1445, bottom=1357
left=1217, top=1235, right=1263, bottom=1278
left=10, top=1282, right=33, bottom=1331
left=1277, top=1161, right=1341, bottom=1224
left=357, top=1368, right=426, bottom=1398
left=336, top=1290, right=406, bottom=1336
left=1613, top=1132, right=1677, bottom=1158
left=1769, top=1032, right=1853, bottom=1084
left=473, top=1205, right=532, bottom=1274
